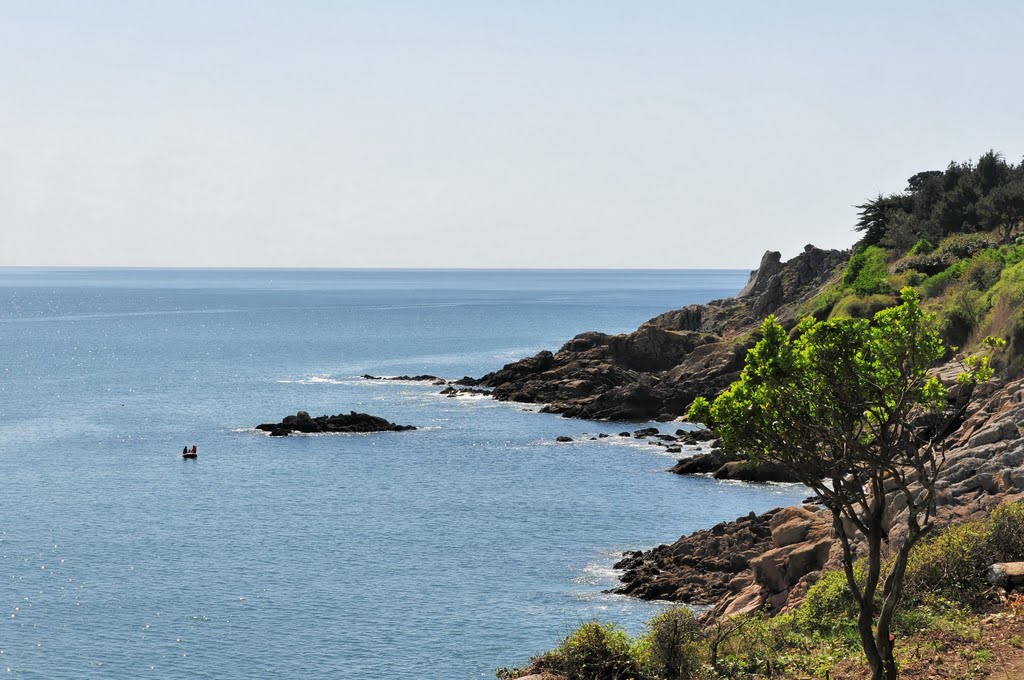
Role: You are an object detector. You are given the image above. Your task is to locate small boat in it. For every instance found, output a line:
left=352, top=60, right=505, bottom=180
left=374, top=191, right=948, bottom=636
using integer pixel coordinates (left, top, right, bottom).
left=182, top=451, right=197, bottom=459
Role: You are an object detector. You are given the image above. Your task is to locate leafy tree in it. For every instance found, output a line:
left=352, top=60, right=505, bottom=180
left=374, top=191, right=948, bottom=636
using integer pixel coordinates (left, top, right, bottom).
left=688, top=289, right=996, bottom=680
left=854, top=152, right=1021, bottom=251
left=854, top=194, right=903, bottom=247
left=905, top=170, right=942, bottom=192
left=978, top=180, right=1024, bottom=243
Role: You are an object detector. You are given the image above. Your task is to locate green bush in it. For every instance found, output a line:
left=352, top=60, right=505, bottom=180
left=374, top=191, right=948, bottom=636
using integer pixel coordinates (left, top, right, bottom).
left=909, top=238, right=936, bottom=255
left=937, top=232, right=999, bottom=258
left=829, top=293, right=897, bottom=319
left=988, top=501, right=1024, bottom=562
left=903, top=521, right=992, bottom=606
left=899, top=502, right=1024, bottom=609
left=980, top=261, right=1024, bottom=356
left=990, top=260, right=1024, bottom=308
left=938, top=287, right=990, bottom=346
left=797, top=283, right=844, bottom=320
left=921, top=260, right=968, bottom=298
left=795, top=569, right=859, bottom=640
left=643, top=608, right=704, bottom=680
left=964, top=250, right=1006, bottom=290
left=889, top=270, right=927, bottom=289
left=535, top=621, right=643, bottom=680
left=843, top=245, right=894, bottom=295
left=897, top=252, right=955, bottom=276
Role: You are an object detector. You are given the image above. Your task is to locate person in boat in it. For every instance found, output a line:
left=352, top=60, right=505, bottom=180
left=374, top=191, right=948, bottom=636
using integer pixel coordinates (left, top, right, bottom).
left=183, top=446, right=189, bottom=455
left=191, top=445, right=197, bottom=454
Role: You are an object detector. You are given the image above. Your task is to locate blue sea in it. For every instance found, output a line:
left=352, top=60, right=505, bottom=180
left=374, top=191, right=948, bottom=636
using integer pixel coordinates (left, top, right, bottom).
left=0, top=269, right=807, bottom=679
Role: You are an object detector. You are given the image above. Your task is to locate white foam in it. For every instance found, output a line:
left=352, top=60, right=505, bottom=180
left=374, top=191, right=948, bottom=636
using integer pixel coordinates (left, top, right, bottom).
left=276, top=374, right=356, bottom=385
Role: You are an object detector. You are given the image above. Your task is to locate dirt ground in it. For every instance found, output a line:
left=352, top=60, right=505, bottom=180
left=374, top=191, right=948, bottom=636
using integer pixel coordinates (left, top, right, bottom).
left=827, top=595, right=1024, bottom=679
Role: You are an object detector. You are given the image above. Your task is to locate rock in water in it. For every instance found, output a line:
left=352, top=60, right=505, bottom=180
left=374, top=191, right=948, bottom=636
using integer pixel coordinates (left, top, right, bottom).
left=256, top=410, right=416, bottom=436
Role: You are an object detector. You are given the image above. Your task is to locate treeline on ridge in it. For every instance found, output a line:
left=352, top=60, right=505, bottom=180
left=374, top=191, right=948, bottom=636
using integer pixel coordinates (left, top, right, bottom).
left=805, top=150, right=1024, bottom=364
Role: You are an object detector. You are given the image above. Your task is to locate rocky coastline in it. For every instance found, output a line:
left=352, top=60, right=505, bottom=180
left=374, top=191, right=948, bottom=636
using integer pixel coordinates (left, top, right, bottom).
left=469, top=245, right=848, bottom=421
left=461, top=241, right=1024, bottom=624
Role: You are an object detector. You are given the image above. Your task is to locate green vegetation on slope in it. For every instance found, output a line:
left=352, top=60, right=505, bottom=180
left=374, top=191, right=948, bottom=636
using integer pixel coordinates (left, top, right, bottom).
left=796, top=151, right=1024, bottom=365
left=500, top=502, right=1024, bottom=680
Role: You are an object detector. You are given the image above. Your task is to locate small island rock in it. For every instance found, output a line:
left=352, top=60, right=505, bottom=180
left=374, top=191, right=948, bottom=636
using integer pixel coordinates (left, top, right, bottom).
left=256, top=410, right=416, bottom=436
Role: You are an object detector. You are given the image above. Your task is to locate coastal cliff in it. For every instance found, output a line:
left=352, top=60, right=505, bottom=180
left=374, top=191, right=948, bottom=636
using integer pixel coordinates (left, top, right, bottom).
left=475, top=245, right=848, bottom=421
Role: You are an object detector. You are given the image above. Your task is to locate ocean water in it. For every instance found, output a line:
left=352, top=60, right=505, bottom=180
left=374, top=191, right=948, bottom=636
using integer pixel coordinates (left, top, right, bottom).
left=0, top=269, right=808, bottom=679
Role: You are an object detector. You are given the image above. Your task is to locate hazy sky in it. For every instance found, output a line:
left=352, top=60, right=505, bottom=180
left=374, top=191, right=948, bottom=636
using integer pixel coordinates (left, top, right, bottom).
left=2, top=1, right=1023, bottom=268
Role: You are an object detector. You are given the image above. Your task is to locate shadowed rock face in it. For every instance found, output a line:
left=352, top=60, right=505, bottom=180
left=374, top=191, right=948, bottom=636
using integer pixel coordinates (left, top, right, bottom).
left=477, top=245, right=848, bottom=420
left=256, top=411, right=416, bottom=436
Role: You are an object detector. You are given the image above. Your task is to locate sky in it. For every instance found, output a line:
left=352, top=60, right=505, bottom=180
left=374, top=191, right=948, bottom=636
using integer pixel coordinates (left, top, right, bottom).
left=1, top=1, right=1023, bottom=269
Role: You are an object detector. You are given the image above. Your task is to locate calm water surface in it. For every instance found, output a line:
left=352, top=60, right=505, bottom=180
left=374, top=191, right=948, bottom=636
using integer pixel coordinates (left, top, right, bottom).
left=0, top=269, right=807, bottom=678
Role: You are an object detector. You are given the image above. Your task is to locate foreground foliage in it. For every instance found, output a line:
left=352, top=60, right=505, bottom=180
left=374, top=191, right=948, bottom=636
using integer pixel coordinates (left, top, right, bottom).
left=500, top=502, right=1024, bottom=679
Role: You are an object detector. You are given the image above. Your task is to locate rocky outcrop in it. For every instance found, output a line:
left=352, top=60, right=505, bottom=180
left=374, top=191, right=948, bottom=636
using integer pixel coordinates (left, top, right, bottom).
left=711, top=460, right=802, bottom=483
left=613, top=510, right=777, bottom=604
left=668, top=445, right=802, bottom=483
left=476, top=245, right=848, bottom=420
left=256, top=411, right=416, bottom=436
left=611, top=505, right=834, bottom=616
left=362, top=374, right=448, bottom=385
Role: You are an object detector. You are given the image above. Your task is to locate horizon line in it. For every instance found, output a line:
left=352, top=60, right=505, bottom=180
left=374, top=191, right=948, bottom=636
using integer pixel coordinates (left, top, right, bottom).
left=0, top=264, right=753, bottom=272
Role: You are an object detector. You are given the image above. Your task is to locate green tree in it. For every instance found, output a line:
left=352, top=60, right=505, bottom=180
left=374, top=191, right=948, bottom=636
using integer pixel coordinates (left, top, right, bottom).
left=688, top=289, right=995, bottom=680
left=854, top=194, right=903, bottom=247
left=978, top=180, right=1024, bottom=243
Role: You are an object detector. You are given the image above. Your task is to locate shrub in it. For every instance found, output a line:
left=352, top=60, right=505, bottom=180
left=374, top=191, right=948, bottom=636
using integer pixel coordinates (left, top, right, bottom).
left=989, top=261, right=1024, bottom=308
left=710, top=612, right=804, bottom=677
left=842, top=245, right=893, bottom=295
left=938, top=287, right=990, bottom=346
left=897, top=250, right=960, bottom=276
left=889, top=270, right=927, bottom=289
left=909, top=238, right=936, bottom=255
left=643, top=608, right=704, bottom=679
left=903, top=521, right=992, bottom=606
left=829, top=293, right=897, bottom=319
left=981, top=261, right=1024, bottom=356
left=921, top=260, right=968, bottom=298
left=797, top=283, right=844, bottom=320
left=795, top=569, right=859, bottom=640
left=535, top=621, right=642, bottom=680
left=937, top=232, right=999, bottom=258
left=964, top=251, right=1006, bottom=290
left=988, top=501, right=1024, bottom=562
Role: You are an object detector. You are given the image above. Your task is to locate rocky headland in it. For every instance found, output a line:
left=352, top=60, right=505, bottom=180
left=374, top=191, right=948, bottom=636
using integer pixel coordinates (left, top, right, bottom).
left=256, top=410, right=416, bottom=436
left=470, top=245, right=848, bottom=421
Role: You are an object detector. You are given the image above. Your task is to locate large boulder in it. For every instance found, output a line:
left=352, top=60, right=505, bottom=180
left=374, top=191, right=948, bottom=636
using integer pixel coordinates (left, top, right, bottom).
left=712, top=460, right=802, bottom=483
left=670, top=450, right=733, bottom=475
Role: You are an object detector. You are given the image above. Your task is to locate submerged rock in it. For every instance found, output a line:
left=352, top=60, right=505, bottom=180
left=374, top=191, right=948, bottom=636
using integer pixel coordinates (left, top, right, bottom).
left=256, top=410, right=416, bottom=436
